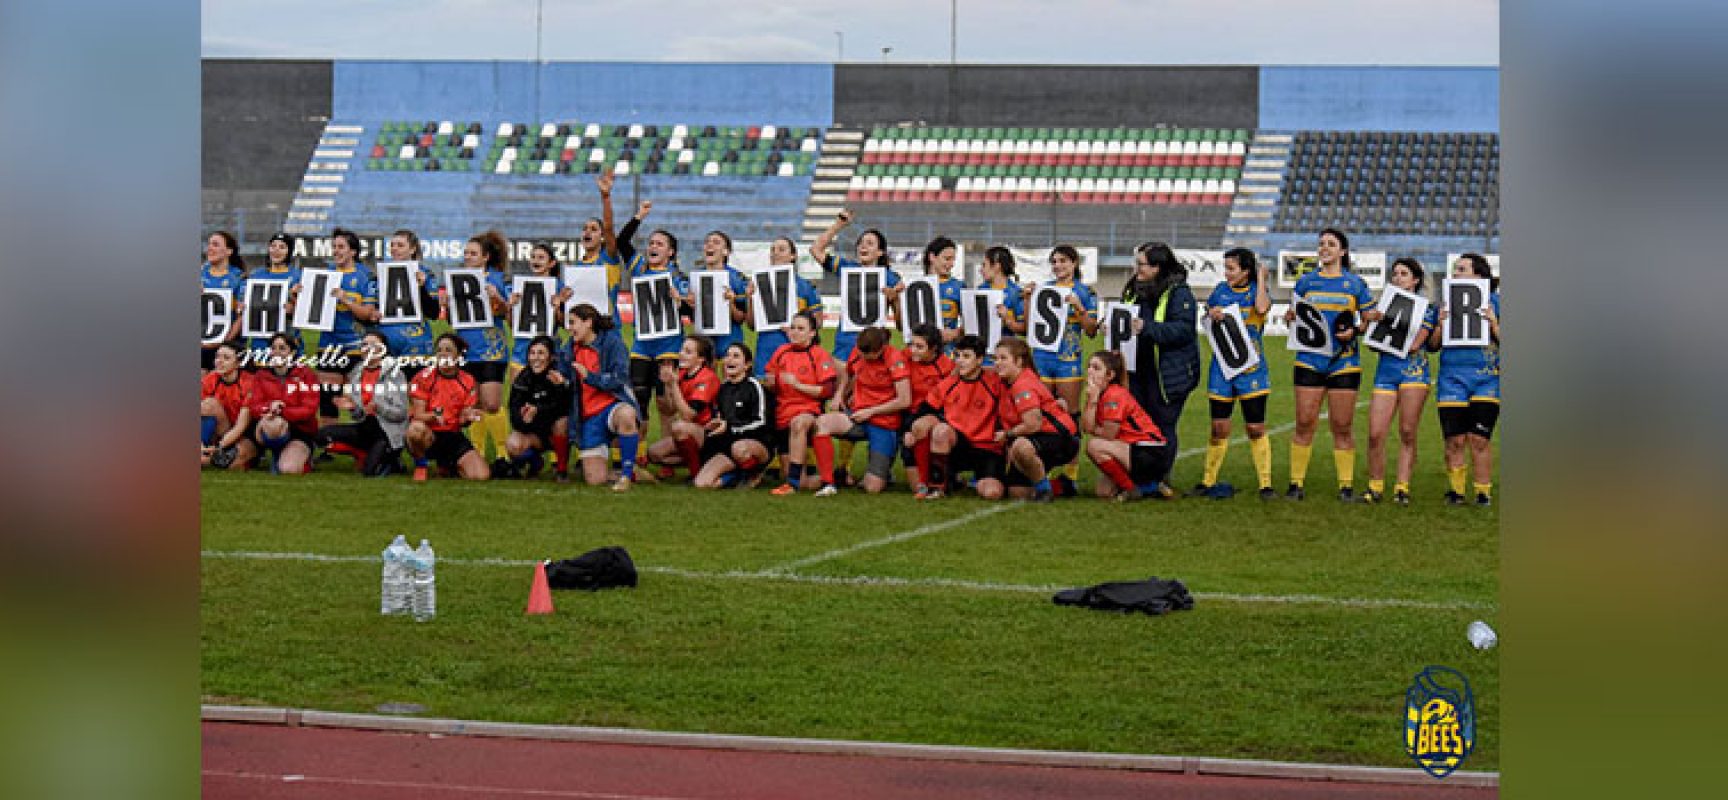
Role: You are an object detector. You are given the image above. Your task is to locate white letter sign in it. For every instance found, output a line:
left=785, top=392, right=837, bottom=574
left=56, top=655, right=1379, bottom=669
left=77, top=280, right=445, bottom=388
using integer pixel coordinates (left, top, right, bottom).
left=841, top=268, right=887, bottom=333
left=201, top=290, right=232, bottom=345
left=292, top=268, right=341, bottom=332
left=751, top=266, right=795, bottom=331
left=1442, top=278, right=1491, bottom=347
left=1101, top=302, right=1139, bottom=372
left=241, top=279, right=289, bottom=339
left=1027, top=285, right=1070, bottom=354
left=632, top=274, right=681, bottom=341
left=1364, top=286, right=1431, bottom=357
left=899, top=276, right=940, bottom=338
left=692, top=271, right=731, bottom=337
left=512, top=276, right=557, bottom=339
left=961, top=289, right=1004, bottom=352
left=444, top=269, right=492, bottom=330
left=377, top=261, right=424, bottom=324
left=1286, top=298, right=1334, bottom=356
left=1207, top=304, right=1261, bottom=380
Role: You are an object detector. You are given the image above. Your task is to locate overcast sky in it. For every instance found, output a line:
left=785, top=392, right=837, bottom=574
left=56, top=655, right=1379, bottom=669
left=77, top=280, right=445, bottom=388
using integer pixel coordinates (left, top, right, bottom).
left=203, top=0, right=1498, bottom=65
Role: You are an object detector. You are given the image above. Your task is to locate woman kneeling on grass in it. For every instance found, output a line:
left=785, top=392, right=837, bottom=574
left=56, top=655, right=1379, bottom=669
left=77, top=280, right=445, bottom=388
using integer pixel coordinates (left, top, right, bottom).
left=693, top=343, right=775, bottom=489
left=899, top=324, right=954, bottom=496
left=249, top=333, right=321, bottom=474
left=316, top=331, right=411, bottom=477
left=764, top=311, right=840, bottom=497
left=994, top=337, right=1081, bottom=503
left=200, top=342, right=258, bottom=470
left=406, top=334, right=489, bottom=481
left=647, top=336, right=720, bottom=482
left=504, top=335, right=573, bottom=482
left=815, top=326, right=911, bottom=495
left=563, top=303, right=642, bottom=492
left=1082, top=351, right=1174, bottom=502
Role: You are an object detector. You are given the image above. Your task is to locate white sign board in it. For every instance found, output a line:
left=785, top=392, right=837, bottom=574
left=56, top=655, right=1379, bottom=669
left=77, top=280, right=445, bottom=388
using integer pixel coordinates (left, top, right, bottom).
left=840, top=268, right=888, bottom=333
left=511, top=276, right=558, bottom=340
left=376, top=261, right=426, bottom=324
left=1026, top=285, right=1072, bottom=354
left=1286, top=299, right=1334, bottom=357
left=201, top=290, right=233, bottom=346
left=750, top=266, right=796, bottom=331
left=291, top=268, right=342, bottom=332
left=1100, top=301, right=1139, bottom=372
left=960, top=289, right=1005, bottom=352
left=1207, top=303, right=1262, bottom=380
left=691, top=271, right=732, bottom=337
left=1441, top=278, right=1492, bottom=347
left=1363, top=286, right=1431, bottom=357
left=442, top=269, right=494, bottom=330
left=632, top=274, right=681, bottom=341
left=241, top=279, right=290, bottom=339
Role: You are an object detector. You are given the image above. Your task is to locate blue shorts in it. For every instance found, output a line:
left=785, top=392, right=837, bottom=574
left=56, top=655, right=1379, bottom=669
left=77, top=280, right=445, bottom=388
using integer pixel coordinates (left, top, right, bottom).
left=831, top=331, right=858, bottom=361
left=577, top=402, right=627, bottom=451
left=1436, top=368, right=1500, bottom=407
left=1032, top=350, right=1082, bottom=381
left=1293, top=350, right=1362, bottom=377
left=1207, top=358, right=1271, bottom=402
left=1372, top=354, right=1433, bottom=394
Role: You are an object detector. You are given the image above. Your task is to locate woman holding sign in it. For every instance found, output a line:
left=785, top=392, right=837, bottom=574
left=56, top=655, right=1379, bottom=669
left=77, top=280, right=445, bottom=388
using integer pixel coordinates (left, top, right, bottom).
left=244, top=233, right=302, bottom=366
left=748, top=237, right=824, bottom=378
left=201, top=231, right=247, bottom=375
left=1021, top=245, right=1098, bottom=494
left=375, top=229, right=439, bottom=379
left=564, top=303, right=643, bottom=492
left=764, top=311, right=841, bottom=497
left=454, top=229, right=515, bottom=468
left=1197, top=247, right=1274, bottom=500
left=977, top=246, right=1028, bottom=366
left=574, top=171, right=629, bottom=300
left=1430, top=253, right=1501, bottom=506
left=1282, top=228, right=1381, bottom=502
left=691, top=231, right=751, bottom=356
left=1363, top=258, right=1439, bottom=505
left=920, top=236, right=967, bottom=345
left=1082, top=351, right=1172, bottom=502
left=509, top=243, right=572, bottom=371
left=1123, top=242, right=1199, bottom=494
left=812, top=209, right=900, bottom=361
left=316, top=228, right=382, bottom=428
left=613, top=212, right=689, bottom=454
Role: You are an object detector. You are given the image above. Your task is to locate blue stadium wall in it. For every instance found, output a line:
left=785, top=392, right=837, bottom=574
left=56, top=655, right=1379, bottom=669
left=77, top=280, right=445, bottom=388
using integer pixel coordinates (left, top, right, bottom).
left=1258, top=66, right=1498, bottom=132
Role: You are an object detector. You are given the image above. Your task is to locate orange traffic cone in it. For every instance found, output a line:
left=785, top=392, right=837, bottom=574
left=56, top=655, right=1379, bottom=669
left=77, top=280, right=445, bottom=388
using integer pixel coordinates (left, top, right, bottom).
left=526, top=561, right=555, bottom=615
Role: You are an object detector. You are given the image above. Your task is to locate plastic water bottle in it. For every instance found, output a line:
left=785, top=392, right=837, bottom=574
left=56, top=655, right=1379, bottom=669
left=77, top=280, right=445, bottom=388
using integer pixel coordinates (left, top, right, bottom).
left=410, top=539, right=437, bottom=622
left=1467, top=620, right=1497, bottom=650
left=380, top=535, right=412, bottom=615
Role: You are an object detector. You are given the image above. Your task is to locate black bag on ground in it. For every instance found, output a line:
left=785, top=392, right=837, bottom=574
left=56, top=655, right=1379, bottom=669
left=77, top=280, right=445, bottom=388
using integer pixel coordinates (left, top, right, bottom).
left=544, top=546, right=638, bottom=591
left=1053, top=576, right=1194, bottom=616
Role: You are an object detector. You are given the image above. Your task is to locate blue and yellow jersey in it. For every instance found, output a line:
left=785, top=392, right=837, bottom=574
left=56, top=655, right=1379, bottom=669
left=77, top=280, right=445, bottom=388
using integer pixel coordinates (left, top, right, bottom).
left=457, top=269, right=512, bottom=363
left=752, top=272, right=824, bottom=378
left=623, top=254, right=689, bottom=360
left=509, top=274, right=564, bottom=366
left=316, top=262, right=378, bottom=355
left=823, top=253, right=902, bottom=359
left=1438, top=292, right=1500, bottom=377
left=1372, top=302, right=1439, bottom=392
left=1206, top=280, right=1267, bottom=340
left=202, top=263, right=246, bottom=348
left=1291, top=269, right=1375, bottom=375
left=244, top=264, right=302, bottom=353
left=698, top=265, right=753, bottom=356
left=378, top=264, right=439, bottom=359
left=1041, top=279, right=1099, bottom=363
left=935, top=276, right=965, bottom=331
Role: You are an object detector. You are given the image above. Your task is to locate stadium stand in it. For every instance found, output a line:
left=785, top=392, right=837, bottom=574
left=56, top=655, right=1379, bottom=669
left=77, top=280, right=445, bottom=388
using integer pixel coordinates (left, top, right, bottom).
left=1272, top=131, right=1499, bottom=237
left=364, top=120, right=820, bottom=178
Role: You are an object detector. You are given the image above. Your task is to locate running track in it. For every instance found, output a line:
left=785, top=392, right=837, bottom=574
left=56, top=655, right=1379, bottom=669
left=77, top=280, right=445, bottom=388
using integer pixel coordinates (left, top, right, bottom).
left=203, top=721, right=1496, bottom=799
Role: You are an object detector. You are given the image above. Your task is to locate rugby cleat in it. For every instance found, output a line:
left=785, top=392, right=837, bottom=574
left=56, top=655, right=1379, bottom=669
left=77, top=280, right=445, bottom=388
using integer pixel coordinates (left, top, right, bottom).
left=770, top=483, right=797, bottom=496
left=1192, top=483, right=1213, bottom=496
left=1285, top=483, right=1305, bottom=501
left=1259, top=486, right=1278, bottom=501
left=1358, top=489, right=1381, bottom=505
left=814, top=484, right=839, bottom=498
left=412, top=466, right=428, bottom=483
left=921, top=488, right=946, bottom=501
left=1475, top=492, right=1493, bottom=508
left=1338, top=486, right=1355, bottom=503
left=611, top=476, right=633, bottom=493
left=1031, top=487, right=1055, bottom=503
left=1444, top=490, right=1467, bottom=506
left=1393, top=489, right=1411, bottom=506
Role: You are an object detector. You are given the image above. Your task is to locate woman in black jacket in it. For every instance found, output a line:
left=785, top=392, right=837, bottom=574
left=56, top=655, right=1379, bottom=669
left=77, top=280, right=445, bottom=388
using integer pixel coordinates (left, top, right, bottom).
left=504, top=336, right=573, bottom=481
left=694, top=343, right=776, bottom=489
left=1124, top=242, right=1200, bottom=481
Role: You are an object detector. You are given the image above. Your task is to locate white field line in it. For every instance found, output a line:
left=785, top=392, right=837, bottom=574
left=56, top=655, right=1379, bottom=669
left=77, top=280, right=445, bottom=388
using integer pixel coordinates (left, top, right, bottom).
left=200, top=550, right=1492, bottom=611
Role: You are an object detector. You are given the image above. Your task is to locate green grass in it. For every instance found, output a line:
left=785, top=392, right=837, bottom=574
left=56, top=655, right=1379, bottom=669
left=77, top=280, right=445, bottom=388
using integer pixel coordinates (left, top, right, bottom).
left=203, top=340, right=1499, bottom=769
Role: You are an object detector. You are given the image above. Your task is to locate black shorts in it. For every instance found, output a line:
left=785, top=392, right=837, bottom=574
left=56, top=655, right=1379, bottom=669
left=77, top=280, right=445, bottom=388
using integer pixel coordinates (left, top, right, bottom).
left=700, top=430, right=771, bottom=466
left=260, top=423, right=317, bottom=451
left=1209, top=395, right=1268, bottom=425
left=1130, top=442, right=1175, bottom=485
left=1439, top=402, right=1500, bottom=439
left=629, top=357, right=665, bottom=394
left=426, top=429, right=476, bottom=469
left=1292, top=366, right=1360, bottom=390
left=464, top=360, right=508, bottom=384
left=947, top=439, right=1005, bottom=485
left=1005, top=432, right=1080, bottom=485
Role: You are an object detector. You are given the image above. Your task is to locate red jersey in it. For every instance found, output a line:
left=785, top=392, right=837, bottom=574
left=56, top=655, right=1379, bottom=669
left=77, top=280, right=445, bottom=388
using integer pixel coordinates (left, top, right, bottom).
left=765, top=343, right=836, bottom=427
left=249, top=366, right=320, bottom=435
left=357, top=367, right=382, bottom=408
left=678, top=365, right=719, bottom=425
left=906, top=353, right=954, bottom=411
left=570, top=344, right=616, bottom=421
left=846, top=345, right=911, bottom=430
left=201, top=370, right=254, bottom=423
left=1095, top=384, right=1164, bottom=445
left=1003, top=369, right=1076, bottom=436
left=926, top=371, right=1005, bottom=452
left=411, top=367, right=478, bottom=432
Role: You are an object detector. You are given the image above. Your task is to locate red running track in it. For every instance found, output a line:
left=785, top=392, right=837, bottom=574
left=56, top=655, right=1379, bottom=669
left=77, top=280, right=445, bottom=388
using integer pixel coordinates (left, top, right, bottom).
left=203, top=722, right=1496, bottom=799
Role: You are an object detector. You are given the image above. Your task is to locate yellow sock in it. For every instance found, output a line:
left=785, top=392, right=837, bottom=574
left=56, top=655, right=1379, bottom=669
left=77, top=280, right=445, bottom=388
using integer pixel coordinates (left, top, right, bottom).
left=1250, top=436, right=1272, bottom=489
left=1290, top=443, right=1312, bottom=486
left=1368, top=479, right=1384, bottom=495
left=1448, top=466, right=1468, bottom=495
left=486, top=408, right=511, bottom=460
left=1203, top=439, right=1228, bottom=486
left=1333, top=448, right=1355, bottom=488
left=836, top=440, right=856, bottom=475
left=1474, top=482, right=1493, bottom=498
left=1394, top=482, right=1409, bottom=495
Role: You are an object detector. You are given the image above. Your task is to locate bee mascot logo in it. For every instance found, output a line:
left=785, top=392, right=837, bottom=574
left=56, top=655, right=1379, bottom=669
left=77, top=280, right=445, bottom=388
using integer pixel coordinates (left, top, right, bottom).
left=1405, top=666, right=1476, bottom=778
